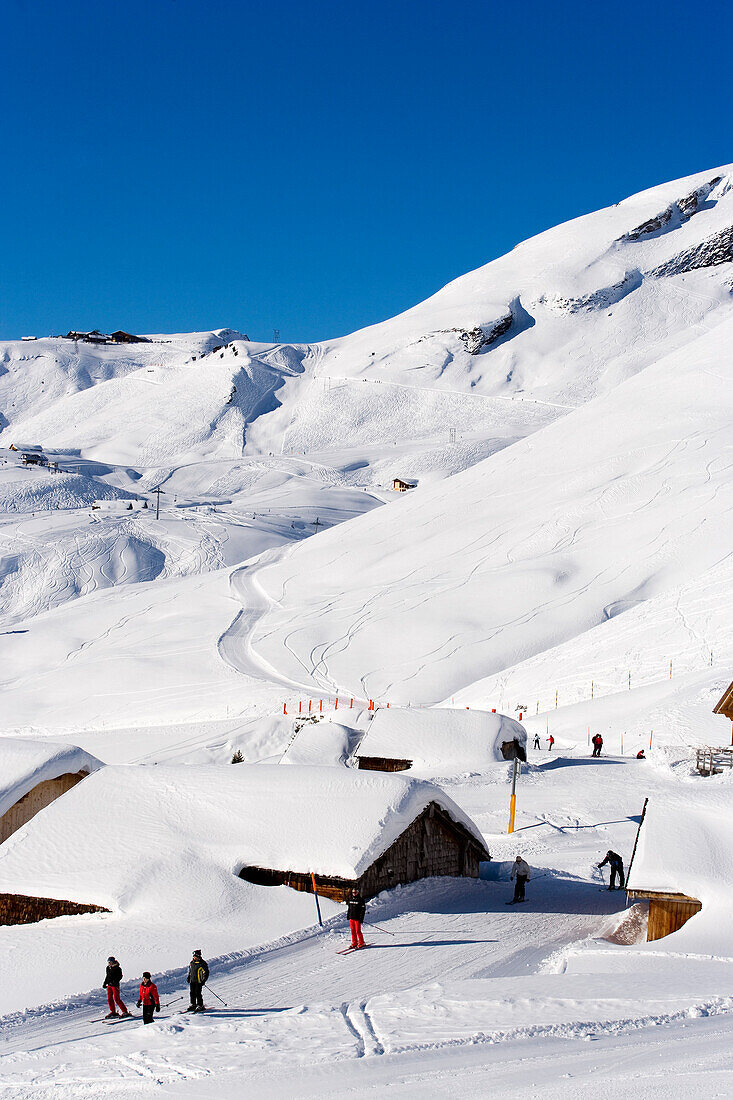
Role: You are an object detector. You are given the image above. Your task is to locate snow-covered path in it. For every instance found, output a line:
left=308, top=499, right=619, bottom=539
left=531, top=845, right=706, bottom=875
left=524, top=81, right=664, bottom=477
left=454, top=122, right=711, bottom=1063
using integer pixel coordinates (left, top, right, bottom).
left=1, top=868, right=731, bottom=1098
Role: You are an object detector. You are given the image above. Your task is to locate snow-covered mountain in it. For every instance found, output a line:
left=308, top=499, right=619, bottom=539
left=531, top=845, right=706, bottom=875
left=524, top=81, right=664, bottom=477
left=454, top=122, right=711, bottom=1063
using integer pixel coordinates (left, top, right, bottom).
left=1, top=163, right=732, bottom=728
left=2, top=165, right=733, bottom=1096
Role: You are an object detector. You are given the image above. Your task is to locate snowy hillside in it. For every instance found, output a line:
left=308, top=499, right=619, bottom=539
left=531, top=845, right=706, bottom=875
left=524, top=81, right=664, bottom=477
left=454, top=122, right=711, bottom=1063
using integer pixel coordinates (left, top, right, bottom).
left=1, top=165, right=733, bottom=1097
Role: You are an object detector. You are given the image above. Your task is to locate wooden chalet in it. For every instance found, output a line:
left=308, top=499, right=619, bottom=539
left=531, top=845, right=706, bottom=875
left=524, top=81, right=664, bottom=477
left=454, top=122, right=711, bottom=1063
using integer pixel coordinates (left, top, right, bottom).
left=111, top=330, right=148, bottom=344
left=239, top=799, right=489, bottom=902
left=393, top=477, right=417, bottom=492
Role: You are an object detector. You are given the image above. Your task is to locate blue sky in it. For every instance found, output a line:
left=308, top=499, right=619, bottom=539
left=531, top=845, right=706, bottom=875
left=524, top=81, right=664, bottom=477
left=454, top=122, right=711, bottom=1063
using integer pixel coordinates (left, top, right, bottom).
left=1, top=0, right=730, bottom=342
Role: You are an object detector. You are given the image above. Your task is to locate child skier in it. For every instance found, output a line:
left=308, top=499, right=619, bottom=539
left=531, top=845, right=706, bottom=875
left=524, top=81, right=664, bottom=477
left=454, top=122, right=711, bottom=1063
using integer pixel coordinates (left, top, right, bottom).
left=346, top=887, right=366, bottom=949
left=102, top=956, right=131, bottom=1018
left=186, top=950, right=209, bottom=1012
left=136, top=972, right=160, bottom=1024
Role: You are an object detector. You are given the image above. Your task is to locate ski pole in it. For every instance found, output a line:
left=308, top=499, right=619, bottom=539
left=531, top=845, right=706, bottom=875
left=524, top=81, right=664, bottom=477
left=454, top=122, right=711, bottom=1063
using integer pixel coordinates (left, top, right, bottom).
left=205, top=983, right=229, bottom=1007
left=163, top=995, right=185, bottom=1007
left=365, top=923, right=396, bottom=936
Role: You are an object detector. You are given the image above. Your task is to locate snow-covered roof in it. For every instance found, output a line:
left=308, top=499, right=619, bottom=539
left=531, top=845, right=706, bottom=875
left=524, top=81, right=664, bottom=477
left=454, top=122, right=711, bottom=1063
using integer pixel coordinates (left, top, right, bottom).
left=0, top=737, right=103, bottom=819
left=626, top=793, right=733, bottom=950
left=357, top=707, right=527, bottom=774
left=0, top=764, right=488, bottom=911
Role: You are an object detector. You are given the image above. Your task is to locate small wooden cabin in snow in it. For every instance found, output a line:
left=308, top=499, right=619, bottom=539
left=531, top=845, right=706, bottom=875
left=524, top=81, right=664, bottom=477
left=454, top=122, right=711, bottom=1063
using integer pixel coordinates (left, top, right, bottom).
left=356, top=707, right=527, bottom=776
left=0, top=738, right=102, bottom=846
left=235, top=767, right=490, bottom=901
left=393, top=477, right=417, bottom=492
left=625, top=798, right=707, bottom=942
left=0, top=764, right=490, bottom=926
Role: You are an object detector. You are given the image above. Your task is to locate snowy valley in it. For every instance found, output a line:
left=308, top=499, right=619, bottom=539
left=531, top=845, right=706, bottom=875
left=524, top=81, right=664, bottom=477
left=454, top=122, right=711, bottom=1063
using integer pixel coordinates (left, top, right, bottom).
left=0, top=164, right=732, bottom=1098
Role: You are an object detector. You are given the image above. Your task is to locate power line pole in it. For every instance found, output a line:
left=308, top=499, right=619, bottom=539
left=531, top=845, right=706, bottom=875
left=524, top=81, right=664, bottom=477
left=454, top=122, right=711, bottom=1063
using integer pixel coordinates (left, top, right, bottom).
left=152, top=486, right=163, bottom=520
left=273, top=328, right=280, bottom=343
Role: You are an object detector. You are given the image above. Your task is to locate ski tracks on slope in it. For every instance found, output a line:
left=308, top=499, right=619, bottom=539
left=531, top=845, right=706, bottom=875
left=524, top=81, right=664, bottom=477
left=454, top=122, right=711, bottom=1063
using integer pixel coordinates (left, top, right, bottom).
left=218, top=544, right=327, bottom=695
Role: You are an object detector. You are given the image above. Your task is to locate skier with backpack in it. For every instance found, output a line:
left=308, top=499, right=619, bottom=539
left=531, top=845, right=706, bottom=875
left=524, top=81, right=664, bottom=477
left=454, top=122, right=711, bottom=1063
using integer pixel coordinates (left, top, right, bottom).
left=186, top=950, right=209, bottom=1012
left=346, top=887, right=366, bottom=949
left=136, top=972, right=160, bottom=1024
left=102, top=956, right=131, bottom=1019
left=591, top=734, right=603, bottom=757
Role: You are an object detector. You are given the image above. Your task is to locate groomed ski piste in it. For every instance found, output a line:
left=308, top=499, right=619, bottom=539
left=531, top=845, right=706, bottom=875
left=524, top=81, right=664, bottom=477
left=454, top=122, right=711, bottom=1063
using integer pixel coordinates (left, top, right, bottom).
left=1, top=165, right=733, bottom=1097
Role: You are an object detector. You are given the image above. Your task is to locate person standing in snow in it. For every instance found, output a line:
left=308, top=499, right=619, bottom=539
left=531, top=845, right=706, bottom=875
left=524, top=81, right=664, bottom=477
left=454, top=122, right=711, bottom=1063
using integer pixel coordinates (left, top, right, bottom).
left=509, top=856, right=531, bottom=903
left=533, top=733, right=541, bottom=750
left=186, top=950, right=209, bottom=1012
left=546, top=735, right=554, bottom=751
left=591, top=734, right=603, bottom=757
left=598, top=850, right=625, bottom=890
left=103, top=956, right=130, bottom=1018
left=136, top=971, right=160, bottom=1024
left=346, top=887, right=366, bottom=949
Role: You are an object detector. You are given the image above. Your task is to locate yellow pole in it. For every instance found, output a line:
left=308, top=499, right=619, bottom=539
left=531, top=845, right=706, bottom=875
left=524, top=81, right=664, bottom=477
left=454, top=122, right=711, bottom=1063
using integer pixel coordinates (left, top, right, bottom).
left=508, top=756, right=519, bottom=833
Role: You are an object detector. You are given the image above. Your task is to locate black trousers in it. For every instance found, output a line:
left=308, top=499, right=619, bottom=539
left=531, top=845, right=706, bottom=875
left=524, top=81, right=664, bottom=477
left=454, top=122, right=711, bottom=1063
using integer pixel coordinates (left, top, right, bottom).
left=142, top=1002, right=156, bottom=1024
left=609, top=865, right=625, bottom=889
left=513, top=874, right=528, bottom=902
left=190, top=981, right=204, bottom=1008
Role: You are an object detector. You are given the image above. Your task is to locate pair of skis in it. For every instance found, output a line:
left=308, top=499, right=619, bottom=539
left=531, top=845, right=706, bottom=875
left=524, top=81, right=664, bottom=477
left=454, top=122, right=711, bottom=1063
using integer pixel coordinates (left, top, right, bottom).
left=336, top=943, right=371, bottom=955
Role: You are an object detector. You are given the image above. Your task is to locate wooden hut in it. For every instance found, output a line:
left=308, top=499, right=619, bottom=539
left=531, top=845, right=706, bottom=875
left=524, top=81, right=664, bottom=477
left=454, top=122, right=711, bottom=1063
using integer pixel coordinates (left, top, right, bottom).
left=625, top=798, right=704, bottom=942
left=239, top=798, right=488, bottom=901
left=355, top=706, right=527, bottom=777
left=111, top=330, right=147, bottom=344
left=393, top=477, right=417, bottom=492
left=0, top=739, right=102, bottom=846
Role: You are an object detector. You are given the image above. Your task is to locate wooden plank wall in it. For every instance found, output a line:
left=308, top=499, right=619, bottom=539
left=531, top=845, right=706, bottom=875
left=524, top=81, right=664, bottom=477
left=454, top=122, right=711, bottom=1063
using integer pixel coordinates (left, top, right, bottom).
left=0, top=772, right=88, bottom=844
left=0, top=891, right=109, bottom=926
left=357, top=756, right=413, bottom=773
left=647, top=897, right=702, bottom=941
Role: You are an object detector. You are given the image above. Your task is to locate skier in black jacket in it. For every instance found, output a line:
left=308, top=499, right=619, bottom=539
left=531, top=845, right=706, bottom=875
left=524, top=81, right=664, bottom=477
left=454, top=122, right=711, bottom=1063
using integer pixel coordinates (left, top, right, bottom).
left=346, top=888, right=366, bottom=949
left=598, top=850, right=625, bottom=890
left=103, top=956, right=130, bottom=1018
left=186, top=950, right=209, bottom=1012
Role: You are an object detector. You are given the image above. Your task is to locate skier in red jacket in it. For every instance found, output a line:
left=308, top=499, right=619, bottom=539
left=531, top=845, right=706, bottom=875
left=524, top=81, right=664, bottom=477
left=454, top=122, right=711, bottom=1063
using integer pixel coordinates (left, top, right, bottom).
left=136, top=972, right=160, bottom=1024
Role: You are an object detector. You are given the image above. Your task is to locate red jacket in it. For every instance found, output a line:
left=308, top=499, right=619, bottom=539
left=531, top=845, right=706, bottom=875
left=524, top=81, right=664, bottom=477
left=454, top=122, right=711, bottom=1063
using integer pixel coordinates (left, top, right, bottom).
left=138, top=981, right=160, bottom=1008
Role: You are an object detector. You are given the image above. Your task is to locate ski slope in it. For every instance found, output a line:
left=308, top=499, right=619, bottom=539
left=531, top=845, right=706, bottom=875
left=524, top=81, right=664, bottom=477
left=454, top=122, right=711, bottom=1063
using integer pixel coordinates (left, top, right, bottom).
left=1, top=164, right=733, bottom=1097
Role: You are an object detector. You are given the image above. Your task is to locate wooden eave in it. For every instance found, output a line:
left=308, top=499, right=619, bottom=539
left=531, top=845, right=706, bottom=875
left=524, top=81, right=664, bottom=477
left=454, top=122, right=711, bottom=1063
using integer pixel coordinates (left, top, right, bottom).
left=626, top=889, right=701, bottom=904
left=713, top=680, right=733, bottom=716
